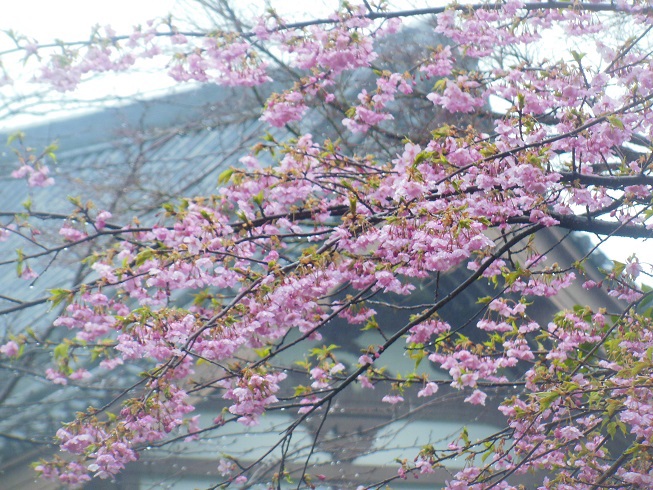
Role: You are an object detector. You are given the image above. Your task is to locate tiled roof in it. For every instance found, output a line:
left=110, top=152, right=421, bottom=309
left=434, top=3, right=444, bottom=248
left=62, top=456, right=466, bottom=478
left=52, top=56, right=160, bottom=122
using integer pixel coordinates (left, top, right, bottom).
left=0, top=85, right=271, bottom=464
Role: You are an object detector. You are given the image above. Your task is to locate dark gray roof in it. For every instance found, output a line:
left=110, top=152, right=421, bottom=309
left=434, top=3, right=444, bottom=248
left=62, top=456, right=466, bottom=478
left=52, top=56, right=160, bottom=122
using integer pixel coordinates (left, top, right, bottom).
left=0, top=84, right=271, bottom=466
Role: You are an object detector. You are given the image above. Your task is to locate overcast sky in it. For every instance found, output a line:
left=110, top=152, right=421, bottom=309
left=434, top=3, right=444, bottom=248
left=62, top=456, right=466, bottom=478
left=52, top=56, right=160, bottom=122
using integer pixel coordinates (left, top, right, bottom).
left=0, top=0, right=349, bottom=48
left=1, top=1, right=179, bottom=47
left=0, top=1, right=367, bottom=127
left=0, top=0, right=430, bottom=129
left=0, top=1, right=433, bottom=47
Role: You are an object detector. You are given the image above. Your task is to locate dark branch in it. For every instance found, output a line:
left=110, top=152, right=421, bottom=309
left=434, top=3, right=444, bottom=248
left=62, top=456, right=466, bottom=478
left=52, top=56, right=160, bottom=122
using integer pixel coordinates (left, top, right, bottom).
left=559, top=172, right=653, bottom=188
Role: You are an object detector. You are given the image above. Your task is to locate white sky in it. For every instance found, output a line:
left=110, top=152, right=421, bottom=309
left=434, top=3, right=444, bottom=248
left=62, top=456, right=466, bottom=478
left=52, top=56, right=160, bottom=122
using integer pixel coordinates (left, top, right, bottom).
left=0, top=0, right=431, bottom=129
left=0, top=1, right=434, bottom=48
left=0, top=1, right=178, bottom=42
left=0, top=0, right=352, bottom=128
left=0, top=0, right=338, bottom=47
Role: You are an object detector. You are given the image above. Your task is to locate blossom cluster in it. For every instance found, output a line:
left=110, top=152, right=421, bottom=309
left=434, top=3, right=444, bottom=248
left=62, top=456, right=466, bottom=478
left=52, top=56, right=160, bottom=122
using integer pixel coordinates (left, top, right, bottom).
left=2, top=1, right=653, bottom=488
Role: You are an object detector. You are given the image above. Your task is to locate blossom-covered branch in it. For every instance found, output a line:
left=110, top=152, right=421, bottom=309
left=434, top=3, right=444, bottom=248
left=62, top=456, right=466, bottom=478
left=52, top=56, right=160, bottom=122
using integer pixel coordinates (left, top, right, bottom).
left=1, top=1, right=653, bottom=488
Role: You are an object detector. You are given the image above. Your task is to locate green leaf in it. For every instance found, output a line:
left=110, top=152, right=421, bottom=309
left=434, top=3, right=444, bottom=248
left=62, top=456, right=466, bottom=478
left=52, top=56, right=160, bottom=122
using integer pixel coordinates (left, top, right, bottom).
left=43, top=142, right=58, bottom=162
left=49, top=288, right=73, bottom=307
left=362, top=317, right=379, bottom=331
left=408, top=346, right=426, bottom=369
left=263, top=132, right=276, bottom=143
left=134, top=249, right=154, bottom=267
left=218, top=168, right=234, bottom=185
left=309, top=344, right=340, bottom=360
left=460, top=426, right=470, bottom=445
left=200, top=210, right=214, bottom=222
left=22, top=197, right=32, bottom=212
left=413, top=151, right=427, bottom=166
left=293, top=384, right=312, bottom=397
left=53, top=342, right=69, bottom=360
left=162, top=202, right=176, bottom=215
left=7, top=131, right=25, bottom=146
left=536, top=390, right=560, bottom=410
left=15, top=248, right=24, bottom=277
left=607, top=115, right=624, bottom=130
left=254, top=346, right=271, bottom=358
left=433, top=78, right=447, bottom=92
left=67, top=195, right=83, bottom=208
left=431, top=124, right=451, bottom=139
left=252, top=191, right=264, bottom=206
left=611, top=260, right=625, bottom=277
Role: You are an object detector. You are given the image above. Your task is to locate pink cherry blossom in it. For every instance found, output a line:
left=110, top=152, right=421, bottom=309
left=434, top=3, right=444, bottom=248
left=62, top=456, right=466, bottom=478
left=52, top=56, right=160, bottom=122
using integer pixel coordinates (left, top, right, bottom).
left=0, top=340, right=19, bottom=357
left=7, top=2, right=653, bottom=489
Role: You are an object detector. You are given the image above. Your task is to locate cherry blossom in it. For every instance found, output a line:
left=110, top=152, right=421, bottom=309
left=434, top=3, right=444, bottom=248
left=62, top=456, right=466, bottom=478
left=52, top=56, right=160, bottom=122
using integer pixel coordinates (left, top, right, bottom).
left=1, top=1, right=653, bottom=489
